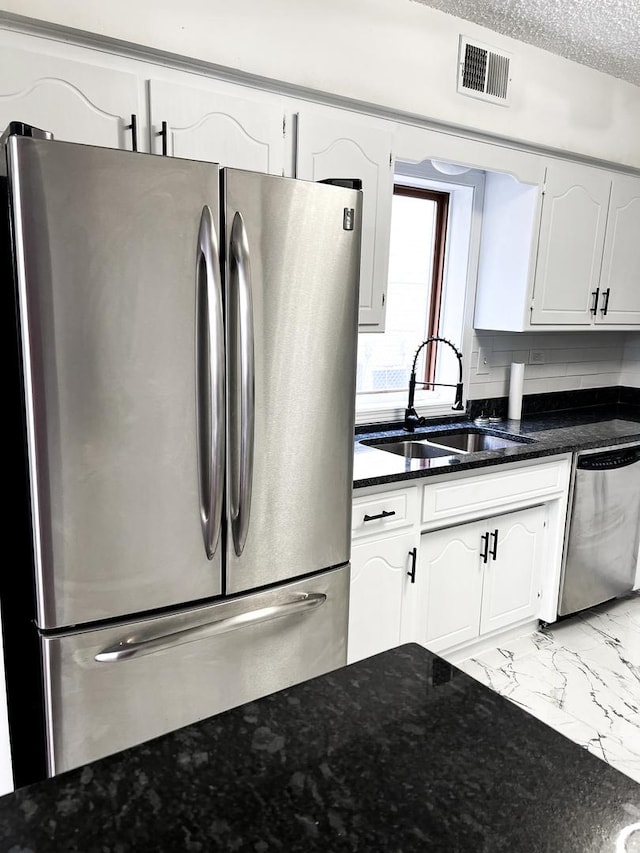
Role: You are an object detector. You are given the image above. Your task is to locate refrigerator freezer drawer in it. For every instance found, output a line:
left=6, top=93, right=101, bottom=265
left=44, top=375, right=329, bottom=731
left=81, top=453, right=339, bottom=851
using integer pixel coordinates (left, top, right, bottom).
left=41, top=565, right=349, bottom=776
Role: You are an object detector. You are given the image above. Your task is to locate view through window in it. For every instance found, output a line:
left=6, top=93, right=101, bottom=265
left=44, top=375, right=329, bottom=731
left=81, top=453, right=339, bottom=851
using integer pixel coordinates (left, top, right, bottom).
left=356, top=185, right=449, bottom=402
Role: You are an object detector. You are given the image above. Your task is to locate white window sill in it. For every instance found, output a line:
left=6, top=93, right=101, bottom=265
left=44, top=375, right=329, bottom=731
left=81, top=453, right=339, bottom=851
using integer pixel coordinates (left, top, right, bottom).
left=355, top=391, right=464, bottom=427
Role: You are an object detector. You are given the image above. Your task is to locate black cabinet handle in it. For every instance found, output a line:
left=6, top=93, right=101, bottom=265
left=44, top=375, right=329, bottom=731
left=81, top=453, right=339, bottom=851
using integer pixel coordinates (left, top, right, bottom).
left=125, top=114, right=138, bottom=152
left=156, top=120, right=168, bottom=156
left=363, top=510, right=396, bottom=523
left=590, top=288, right=600, bottom=315
left=601, top=287, right=611, bottom=316
left=480, top=532, right=489, bottom=564
left=489, top=529, right=499, bottom=561
left=407, top=547, right=417, bottom=584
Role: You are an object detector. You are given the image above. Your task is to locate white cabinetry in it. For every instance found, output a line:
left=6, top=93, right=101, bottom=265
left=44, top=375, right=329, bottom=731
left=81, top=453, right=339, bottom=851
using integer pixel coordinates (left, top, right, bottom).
left=350, top=456, right=571, bottom=663
left=348, top=533, right=416, bottom=664
left=419, top=505, right=546, bottom=654
left=475, top=161, right=640, bottom=331
left=296, top=108, right=394, bottom=330
left=0, top=45, right=142, bottom=150
left=598, top=174, right=640, bottom=325
left=531, top=162, right=611, bottom=326
left=148, top=78, right=287, bottom=173
left=348, top=487, right=418, bottom=663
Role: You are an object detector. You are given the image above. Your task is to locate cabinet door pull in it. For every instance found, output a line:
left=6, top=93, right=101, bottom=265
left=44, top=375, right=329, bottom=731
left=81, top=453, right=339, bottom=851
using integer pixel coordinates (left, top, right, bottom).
left=156, top=120, right=168, bottom=156
left=125, top=114, right=138, bottom=152
left=407, top=547, right=417, bottom=583
left=363, top=510, right=396, bottom=523
left=480, top=532, right=489, bottom=564
left=601, top=287, right=611, bottom=316
left=590, top=288, right=600, bottom=315
left=489, top=529, right=499, bottom=561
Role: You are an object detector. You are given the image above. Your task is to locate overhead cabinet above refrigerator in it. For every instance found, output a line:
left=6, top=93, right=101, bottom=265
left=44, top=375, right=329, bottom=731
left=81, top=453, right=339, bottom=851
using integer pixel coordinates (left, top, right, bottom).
left=2, top=125, right=361, bottom=781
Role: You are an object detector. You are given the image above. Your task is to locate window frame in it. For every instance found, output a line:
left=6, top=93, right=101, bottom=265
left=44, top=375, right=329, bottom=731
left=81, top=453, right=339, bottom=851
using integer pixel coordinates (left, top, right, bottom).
left=392, top=184, right=450, bottom=388
left=355, top=161, right=485, bottom=427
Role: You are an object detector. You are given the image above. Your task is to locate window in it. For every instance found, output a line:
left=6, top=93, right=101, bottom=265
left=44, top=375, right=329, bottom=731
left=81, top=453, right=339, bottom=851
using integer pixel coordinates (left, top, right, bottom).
left=355, top=161, right=484, bottom=424
left=356, top=185, right=449, bottom=398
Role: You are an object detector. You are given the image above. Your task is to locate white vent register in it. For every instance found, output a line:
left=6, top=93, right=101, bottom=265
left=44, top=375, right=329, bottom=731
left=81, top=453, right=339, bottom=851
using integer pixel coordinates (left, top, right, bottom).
left=458, top=37, right=511, bottom=105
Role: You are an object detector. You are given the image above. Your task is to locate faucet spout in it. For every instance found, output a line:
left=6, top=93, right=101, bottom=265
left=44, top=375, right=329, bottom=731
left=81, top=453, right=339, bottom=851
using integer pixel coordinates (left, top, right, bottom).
left=404, top=337, right=464, bottom=432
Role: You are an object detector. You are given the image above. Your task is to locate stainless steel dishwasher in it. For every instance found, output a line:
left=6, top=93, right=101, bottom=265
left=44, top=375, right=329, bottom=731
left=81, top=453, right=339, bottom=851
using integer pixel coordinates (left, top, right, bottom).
left=558, top=442, right=640, bottom=617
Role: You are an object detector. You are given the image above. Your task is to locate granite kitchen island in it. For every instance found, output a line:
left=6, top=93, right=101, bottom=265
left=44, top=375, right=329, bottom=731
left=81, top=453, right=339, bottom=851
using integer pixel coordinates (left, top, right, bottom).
left=0, top=644, right=638, bottom=851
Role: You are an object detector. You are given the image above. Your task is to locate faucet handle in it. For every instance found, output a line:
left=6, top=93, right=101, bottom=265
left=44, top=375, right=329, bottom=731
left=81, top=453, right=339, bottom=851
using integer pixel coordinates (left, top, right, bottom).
left=404, top=407, right=423, bottom=433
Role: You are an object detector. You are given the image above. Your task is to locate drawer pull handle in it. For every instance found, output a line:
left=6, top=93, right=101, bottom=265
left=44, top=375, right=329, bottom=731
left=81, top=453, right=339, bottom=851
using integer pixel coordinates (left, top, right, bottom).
left=407, top=547, right=417, bottom=583
left=363, top=510, right=396, bottom=523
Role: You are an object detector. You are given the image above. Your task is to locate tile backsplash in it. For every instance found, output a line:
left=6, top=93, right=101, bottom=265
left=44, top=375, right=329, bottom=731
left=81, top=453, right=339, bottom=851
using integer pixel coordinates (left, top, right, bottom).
left=621, top=332, right=640, bottom=388
left=469, top=331, right=640, bottom=400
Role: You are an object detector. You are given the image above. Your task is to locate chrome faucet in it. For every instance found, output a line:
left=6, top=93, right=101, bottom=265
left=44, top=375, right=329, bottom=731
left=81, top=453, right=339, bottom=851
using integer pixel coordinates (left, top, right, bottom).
left=404, top=336, right=464, bottom=432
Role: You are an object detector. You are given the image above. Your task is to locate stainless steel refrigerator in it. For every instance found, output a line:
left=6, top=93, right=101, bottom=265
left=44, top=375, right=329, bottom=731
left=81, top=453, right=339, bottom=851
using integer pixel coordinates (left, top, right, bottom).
left=1, top=124, right=361, bottom=780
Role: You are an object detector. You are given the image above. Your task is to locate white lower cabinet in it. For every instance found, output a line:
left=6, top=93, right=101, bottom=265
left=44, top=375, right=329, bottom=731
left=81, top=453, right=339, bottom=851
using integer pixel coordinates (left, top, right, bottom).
left=348, top=532, right=417, bottom=664
left=418, top=505, right=546, bottom=654
left=349, top=458, right=570, bottom=661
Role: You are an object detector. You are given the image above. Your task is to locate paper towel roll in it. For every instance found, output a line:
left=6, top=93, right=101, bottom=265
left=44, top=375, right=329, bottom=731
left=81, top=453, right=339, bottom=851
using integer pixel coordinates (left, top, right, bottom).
left=508, top=362, right=525, bottom=421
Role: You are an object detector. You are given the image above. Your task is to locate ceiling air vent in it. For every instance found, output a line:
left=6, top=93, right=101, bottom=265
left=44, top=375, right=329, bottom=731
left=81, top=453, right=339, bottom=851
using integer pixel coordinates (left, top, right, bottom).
left=457, top=37, right=512, bottom=105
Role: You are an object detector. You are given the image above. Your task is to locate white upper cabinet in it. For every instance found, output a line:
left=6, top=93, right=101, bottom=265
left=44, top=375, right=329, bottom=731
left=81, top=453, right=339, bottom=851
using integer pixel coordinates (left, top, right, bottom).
left=295, top=108, right=394, bottom=330
left=475, top=160, right=640, bottom=331
left=0, top=46, right=142, bottom=151
left=531, top=162, right=611, bottom=326
left=147, top=78, right=286, bottom=174
left=597, top=174, right=640, bottom=325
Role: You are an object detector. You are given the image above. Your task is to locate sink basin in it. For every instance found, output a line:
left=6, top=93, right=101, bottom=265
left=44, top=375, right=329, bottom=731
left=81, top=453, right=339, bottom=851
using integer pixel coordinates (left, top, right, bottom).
left=369, top=440, right=457, bottom=459
left=360, top=428, right=533, bottom=461
left=427, top=430, right=531, bottom=452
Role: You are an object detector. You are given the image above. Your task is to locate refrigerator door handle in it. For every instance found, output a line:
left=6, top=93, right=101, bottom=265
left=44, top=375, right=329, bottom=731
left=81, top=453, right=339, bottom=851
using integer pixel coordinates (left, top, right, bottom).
left=195, top=205, right=225, bottom=560
left=94, top=592, right=327, bottom=662
left=229, top=211, right=255, bottom=557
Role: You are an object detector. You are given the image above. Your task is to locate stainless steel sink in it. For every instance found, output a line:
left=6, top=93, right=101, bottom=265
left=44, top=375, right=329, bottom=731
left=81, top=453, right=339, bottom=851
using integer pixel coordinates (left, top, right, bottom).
left=369, top=440, right=457, bottom=459
left=360, top=428, right=533, bottom=461
left=427, top=431, right=530, bottom=452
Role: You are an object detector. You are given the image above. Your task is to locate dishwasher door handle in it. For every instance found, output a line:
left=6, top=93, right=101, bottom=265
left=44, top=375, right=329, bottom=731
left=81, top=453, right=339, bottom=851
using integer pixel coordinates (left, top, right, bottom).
left=577, top=447, right=640, bottom=471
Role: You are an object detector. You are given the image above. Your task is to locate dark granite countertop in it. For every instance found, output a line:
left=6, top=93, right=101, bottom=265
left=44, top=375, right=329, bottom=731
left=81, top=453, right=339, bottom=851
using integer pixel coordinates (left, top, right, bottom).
left=0, top=643, right=638, bottom=851
left=354, top=402, right=640, bottom=489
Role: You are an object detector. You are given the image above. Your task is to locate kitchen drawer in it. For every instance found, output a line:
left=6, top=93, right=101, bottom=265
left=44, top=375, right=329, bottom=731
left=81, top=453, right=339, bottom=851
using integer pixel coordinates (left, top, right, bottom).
left=422, top=457, right=570, bottom=528
left=352, top=487, right=417, bottom=540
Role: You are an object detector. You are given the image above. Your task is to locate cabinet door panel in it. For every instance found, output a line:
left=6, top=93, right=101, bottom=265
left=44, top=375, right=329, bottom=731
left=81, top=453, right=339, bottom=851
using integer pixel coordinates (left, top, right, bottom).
left=148, top=79, right=285, bottom=174
left=418, top=521, right=484, bottom=653
left=597, top=174, right=640, bottom=325
left=348, top=533, right=414, bottom=664
left=531, top=163, right=611, bottom=325
left=296, top=109, right=393, bottom=330
left=0, top=46, right=140, bottom=150
left=480, top=505, right=545, bottom=634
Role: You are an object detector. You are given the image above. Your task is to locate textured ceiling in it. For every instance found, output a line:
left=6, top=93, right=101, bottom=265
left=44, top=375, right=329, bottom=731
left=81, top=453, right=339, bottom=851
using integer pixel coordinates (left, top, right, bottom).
left=411, top=0, right=640, bottom=87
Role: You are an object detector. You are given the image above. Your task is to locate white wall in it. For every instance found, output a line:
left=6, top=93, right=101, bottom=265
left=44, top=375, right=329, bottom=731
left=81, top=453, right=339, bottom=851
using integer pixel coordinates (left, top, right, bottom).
left=621, top=332, right=640, bottom=388
left=2, top=0, right=640, bottom=168
left=469, top=330, right=628, bottom=399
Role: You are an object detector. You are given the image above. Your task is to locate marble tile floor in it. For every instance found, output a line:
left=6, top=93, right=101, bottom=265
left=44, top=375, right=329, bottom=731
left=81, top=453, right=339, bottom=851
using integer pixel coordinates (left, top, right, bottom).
left=455, top=593, right=640, bottom=784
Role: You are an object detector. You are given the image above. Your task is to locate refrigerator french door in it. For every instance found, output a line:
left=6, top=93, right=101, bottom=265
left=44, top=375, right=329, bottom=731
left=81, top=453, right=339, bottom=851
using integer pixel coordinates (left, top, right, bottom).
left=2, top=128, right=361, bottom=779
